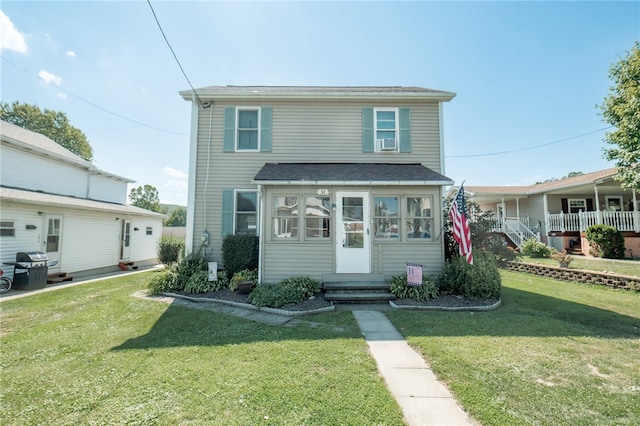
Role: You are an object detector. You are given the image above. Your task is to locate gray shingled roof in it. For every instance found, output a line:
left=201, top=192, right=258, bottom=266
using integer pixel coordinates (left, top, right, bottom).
left=253, top=163, right=453, bottom=185
left=180, top=85, right=456, bottom=101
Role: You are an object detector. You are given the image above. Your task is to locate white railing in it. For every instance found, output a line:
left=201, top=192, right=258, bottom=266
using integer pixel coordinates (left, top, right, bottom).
left=492, top=217, right=540, bottom=247
left=547, top=211, right=640, bottom=232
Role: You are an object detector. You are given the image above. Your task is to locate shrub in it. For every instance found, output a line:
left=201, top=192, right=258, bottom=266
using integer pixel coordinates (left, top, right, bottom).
left=157, top=236, right=185, bottom=265
left=229, top=269, right=258, bottom=291
left=551, top=249, right=573, bottom=267
left=280, top=276, right=321, bottom=298
left=222, top=235, right=259, bottom=278
left=213, top=271, right=230, bottom=291
left=521, top=238, right=552, bottom=258
left=148, top=268, right=179, bottom=295
left=183, top=269, right=215, bottom=294
left=389, top=274, right=438, bottom=301
left=438, top=249, right=501, bottom=299
left=585, top=224, right=625, bottom=259
left=248, top=284, right=305, bottom=308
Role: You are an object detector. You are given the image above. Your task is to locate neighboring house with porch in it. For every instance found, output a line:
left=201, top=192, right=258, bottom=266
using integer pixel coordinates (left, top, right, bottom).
left=454, top=168, right=640, bottom=257
left=0, top=120, right=164, bottom=282
left=180, top=86, right=456, bottom=284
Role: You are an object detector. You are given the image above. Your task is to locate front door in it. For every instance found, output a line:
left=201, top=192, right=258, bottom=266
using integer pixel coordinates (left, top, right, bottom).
left=120, top=220, right=131, bottom=260
left=336, top=192, right=370, bottom=273
left=45, top=215, right=63, bottom=273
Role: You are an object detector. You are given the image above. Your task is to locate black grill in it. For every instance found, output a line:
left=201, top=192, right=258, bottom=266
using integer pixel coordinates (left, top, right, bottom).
left=13, top=251, right=49, bottom=290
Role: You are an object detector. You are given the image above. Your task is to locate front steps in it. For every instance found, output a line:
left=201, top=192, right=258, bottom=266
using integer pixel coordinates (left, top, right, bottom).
left=118, top=261, right=139, bottom=271
left=323, top=274, right=394, bottom=304
left=47, top=272, right=73, bottom=284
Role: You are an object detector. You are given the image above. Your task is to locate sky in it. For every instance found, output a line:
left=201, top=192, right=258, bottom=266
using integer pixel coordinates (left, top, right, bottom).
left=1, top=1, right=639, bottom=206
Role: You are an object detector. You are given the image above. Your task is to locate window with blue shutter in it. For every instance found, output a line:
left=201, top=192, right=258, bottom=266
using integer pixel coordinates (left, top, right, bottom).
left=221, top=189, right=234, bottom=236
left=362, top=107, right=374, bottom=153
left=223, top=107, right=272, bottom=152
left=399, top=108, right=411, bottom=152
left=260, top=106, right=272, bottom=152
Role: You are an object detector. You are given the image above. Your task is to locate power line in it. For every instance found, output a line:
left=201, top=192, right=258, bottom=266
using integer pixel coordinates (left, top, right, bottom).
left=446, top=126, right=612, bottom=158
left=1, top=55, right=188, bottom=136
left=146, top=0, right=206, bottom=108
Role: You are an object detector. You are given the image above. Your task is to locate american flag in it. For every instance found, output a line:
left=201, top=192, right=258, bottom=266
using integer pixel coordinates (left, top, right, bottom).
left=449, top=185, right=473, bottom=265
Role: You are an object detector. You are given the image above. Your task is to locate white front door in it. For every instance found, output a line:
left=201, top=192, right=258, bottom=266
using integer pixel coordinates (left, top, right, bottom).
left=336, top=192, right=370, bottom=273
left=45, top=215, right=63, bottom=273
left=120, top=220, right=131, bottom=260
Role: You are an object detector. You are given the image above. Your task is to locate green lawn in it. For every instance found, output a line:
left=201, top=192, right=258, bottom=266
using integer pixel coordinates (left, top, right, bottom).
left=0, top=272, right=405, bottom=425
left=387, top=270, right=640, bottom=426
left=520, top=255, right=640, bottom=277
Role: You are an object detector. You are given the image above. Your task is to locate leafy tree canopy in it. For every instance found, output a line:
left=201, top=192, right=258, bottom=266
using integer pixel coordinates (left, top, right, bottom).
left=1, top=101, right=94, bottom=161
left=130, top=185, right=161, bottom=212
left=164, top=207, right=187, bottom=227
left=599, top=41, right=640, bottom=190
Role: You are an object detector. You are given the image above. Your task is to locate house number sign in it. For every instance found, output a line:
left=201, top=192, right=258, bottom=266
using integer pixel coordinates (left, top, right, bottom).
left=317, top=189, right=330, bottom=195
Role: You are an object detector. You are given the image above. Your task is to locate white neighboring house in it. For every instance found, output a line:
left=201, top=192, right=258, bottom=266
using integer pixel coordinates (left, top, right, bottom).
left=0, top=120, right=164, bottom=281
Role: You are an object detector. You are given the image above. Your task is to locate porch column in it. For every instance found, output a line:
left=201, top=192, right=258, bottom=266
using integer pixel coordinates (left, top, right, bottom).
left=543, top=193, right=549, bottom=234
left=594, top=184, right=602, bottom=225
left=501, top=197, right=506, bottom=231
left=634, top=190, right=639, bottom=232
left=516, top=197, right=520, bottom=221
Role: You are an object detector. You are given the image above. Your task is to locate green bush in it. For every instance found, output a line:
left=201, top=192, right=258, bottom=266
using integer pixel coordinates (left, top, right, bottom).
left=222, top=235, right=259, bottom=278
left=280, top=276, right=321, bottom=298
left=147, top=252, right=208, bottom=295
left=157, top=236, right=185, bottom=265
left=183, top=270, right=215, bottom=294
left=148, top=268, right=179, bottom=295
left=389, top=274, right=438, bottom=301
left=248, top=284, right=306, bottom=308
left=438, top=250, right=501, bottom=299
left=521, top=238, right=552, bottom=258
left=585, top=224, right=625, bottom=259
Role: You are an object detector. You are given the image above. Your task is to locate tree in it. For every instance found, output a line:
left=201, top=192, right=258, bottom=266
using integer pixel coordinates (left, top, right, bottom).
left=599, top=42, right=640, bottom=190
left=1, top=101, right=94, bottom=161
left=165, top=207, right=187, bottom=226
left=130, top=185, right=161, bottom=212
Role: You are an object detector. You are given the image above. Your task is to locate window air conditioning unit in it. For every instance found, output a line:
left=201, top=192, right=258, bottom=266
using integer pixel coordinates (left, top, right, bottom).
left=379, top=138, right=397, bottom=151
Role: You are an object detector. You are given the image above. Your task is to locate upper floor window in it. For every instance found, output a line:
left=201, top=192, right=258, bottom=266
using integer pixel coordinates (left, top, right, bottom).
left=237, top=108, right=260, bottom=151
left=0, top=220, right=15, bottom=237
left=375, top=108, right=398, bottom=151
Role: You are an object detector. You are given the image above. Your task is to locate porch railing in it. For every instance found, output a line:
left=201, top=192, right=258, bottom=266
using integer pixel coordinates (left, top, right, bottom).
left=547, top=211, right=640, bottom=233
left=492, top=217, right=540, bottom=247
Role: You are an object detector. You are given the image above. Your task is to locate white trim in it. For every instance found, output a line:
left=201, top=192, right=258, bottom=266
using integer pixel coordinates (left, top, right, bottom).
left=252, top=179, right=454, bottom=186
left=235, top=107, right=261, bottom=152
left=373, top=107, right=399, bottom=153
left=568, top=198, right=587, bottom=213
left=439, top=102, right=446, bottom=175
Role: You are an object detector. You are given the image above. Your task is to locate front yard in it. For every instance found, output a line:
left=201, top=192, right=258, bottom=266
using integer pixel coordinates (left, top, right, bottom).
left=1, top=269, right=639, bottom=425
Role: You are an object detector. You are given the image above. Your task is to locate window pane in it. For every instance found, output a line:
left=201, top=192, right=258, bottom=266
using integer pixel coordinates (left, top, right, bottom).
left=374, top=218, right=399, bottom=238
left=237, top=192, right=257, bottom=212
left=377, top=111, right=395, bottom=121
left=273, top=218, right=298, bottom=238
left=238, top=131, right=258, bottom=150
left=238, top=110, right=258, bottom=129
left=47, top=235, right=60, bottom=252
left=376, top=131, right=396, bottom=140
left=343, top=197, right=363, bottom=221
left=345, top=231, right=363, bottom=248
left=306, top=196, right=331, bottom=238
left=236, top=213, right=257, bottom=234
left=305, top=218, right=330, bottom=238
left=274, top=196, right=299, bottom=216
left=406, top=197, right=432, bottom=217
left=374, top=197, right=398, bottom=217
left=406, top=218, right=432, bottom=239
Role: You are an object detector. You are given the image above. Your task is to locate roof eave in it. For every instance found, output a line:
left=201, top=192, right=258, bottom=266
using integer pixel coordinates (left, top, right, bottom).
left=253, top=179, right=454, bottom=186
left=180, top=90, right=456, bottom=102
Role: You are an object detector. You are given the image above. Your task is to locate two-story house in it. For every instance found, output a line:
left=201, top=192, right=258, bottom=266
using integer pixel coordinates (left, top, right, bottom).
left=0, top=120, right=164, bottom=283
left=180, top=86, right=455, bottom=283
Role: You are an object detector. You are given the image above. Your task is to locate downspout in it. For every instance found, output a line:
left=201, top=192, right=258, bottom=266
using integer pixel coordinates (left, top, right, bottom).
left=257, top=184, right=265, bottom=284
left=633, top=190, right=639, bottom=232
left=543, top=193, right=549, bottom=237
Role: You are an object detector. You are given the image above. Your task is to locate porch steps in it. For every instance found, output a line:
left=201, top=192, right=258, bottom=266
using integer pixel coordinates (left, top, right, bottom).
left=47, top=272, right=73, bottom=284
left=118, top=261, right=139, bottom=271
left=323, top=274, right=394, bottom=304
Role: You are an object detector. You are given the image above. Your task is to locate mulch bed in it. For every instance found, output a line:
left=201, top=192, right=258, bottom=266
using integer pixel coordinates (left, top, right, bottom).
left=177, top=290, right=496, bottom=311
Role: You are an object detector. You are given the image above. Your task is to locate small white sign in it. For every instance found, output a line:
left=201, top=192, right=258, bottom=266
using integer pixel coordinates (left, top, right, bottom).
left=208, top=262, right=218, bottom=281
left=317, top=188, right=330, bottom=195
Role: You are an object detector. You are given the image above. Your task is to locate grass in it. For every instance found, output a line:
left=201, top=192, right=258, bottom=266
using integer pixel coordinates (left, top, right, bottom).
left=387, top=270, right=640, bottom=426
left=0, top=271, right=405, bottom=425
left=519, top=255, right=640, bottom=277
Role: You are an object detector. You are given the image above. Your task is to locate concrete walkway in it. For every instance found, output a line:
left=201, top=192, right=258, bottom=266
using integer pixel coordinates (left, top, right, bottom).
left=353, top=310, right=473, bottom=426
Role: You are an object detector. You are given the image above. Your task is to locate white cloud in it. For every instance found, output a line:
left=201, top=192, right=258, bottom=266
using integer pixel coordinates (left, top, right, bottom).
left=0, top=10, right=28, bottom=53
left=162, top=166, right=188, bottom=179
left=38, top=69, right=62, bottom=87
left=66, top=50, right=76, bottom=58
left=166, top=179, right=188, bottom=189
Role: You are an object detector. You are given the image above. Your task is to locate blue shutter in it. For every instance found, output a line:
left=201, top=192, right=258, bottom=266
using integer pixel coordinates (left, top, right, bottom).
left=223, top=107, right=236, bottom=152
left=399, top=108, right=411, bottom=153
left=362, top=107, right=374, bottom=153
left=221, top=189, right=234, bottom=236
left=260, top=106, right=272, bottom=152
